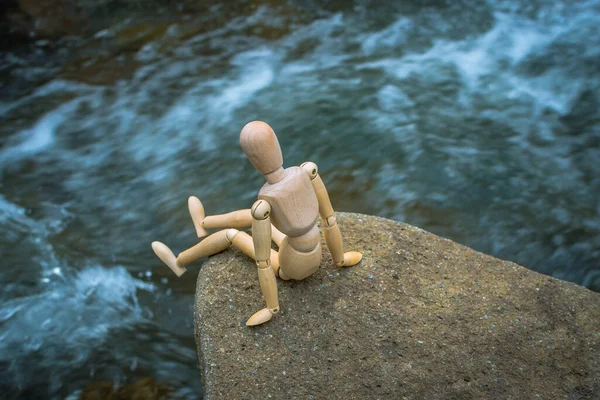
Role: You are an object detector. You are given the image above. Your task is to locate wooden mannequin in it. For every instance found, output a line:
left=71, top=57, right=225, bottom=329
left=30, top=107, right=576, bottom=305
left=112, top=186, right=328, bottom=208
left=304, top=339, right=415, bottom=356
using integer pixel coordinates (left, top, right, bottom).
left=152, top=121, right=362, bottom=326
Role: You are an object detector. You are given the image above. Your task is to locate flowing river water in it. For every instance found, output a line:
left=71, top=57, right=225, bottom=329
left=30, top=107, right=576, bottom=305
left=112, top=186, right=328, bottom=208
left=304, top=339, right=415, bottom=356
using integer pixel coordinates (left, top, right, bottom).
left=1, top=0, right=599, bottom=398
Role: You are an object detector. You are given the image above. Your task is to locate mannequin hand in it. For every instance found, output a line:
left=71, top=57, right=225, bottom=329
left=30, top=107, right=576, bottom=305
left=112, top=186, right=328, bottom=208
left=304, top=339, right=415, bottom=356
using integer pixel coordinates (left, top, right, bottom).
left=341, top=251, right=362, bottom=267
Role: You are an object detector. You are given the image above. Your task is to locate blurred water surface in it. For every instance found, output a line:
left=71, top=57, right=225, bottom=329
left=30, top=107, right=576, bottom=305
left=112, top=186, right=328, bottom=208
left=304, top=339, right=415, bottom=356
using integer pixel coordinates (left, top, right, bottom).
left=0, top=0, right=599, bottom=398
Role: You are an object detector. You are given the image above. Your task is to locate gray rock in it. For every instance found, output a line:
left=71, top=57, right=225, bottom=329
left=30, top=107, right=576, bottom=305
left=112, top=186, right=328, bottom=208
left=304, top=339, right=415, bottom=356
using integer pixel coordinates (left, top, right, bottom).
left=195, top=213, right=600, bottom=399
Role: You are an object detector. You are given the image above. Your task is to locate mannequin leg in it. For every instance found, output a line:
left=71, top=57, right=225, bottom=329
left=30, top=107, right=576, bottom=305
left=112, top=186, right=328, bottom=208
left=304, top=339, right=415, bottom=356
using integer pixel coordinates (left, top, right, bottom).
left=152, top=229, right=279, bottom=277
left=152, top=229, right=232, bottom=277
left=227, top=230, right=280, bottom=277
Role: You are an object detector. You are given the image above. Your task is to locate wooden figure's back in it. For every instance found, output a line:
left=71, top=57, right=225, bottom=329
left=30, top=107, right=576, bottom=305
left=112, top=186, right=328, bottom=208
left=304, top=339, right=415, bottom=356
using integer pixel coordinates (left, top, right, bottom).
left=258, top=166, right=319, bottom=237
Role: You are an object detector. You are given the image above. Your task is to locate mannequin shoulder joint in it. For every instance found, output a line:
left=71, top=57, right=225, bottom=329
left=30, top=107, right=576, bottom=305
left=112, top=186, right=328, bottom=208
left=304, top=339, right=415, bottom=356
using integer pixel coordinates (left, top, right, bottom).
left=301, top=161, right=318, bottom=180
left=251, top=200, right=271, bottom=220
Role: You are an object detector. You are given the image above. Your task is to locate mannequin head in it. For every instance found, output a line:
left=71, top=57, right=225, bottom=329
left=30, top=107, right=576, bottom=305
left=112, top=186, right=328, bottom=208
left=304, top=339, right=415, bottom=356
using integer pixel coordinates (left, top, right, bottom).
left=240, top=121, right=283, bottom=176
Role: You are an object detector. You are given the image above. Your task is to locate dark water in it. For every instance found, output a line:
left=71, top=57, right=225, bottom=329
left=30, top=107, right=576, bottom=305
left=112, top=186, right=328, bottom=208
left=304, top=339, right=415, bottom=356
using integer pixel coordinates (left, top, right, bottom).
left=1, top=0, right=599, bottom=398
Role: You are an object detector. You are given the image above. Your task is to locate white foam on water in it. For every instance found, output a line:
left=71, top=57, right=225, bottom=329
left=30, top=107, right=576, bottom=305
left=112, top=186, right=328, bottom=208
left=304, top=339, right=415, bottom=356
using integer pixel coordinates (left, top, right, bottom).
left=0, top=18, right=277, bottom=181
left=0, top=265, right=154, bottom=386
left=0, top=10, right=339, bottom=188
left=0, top=195, right=65, bottom=280
left=3, top=194, right=90, bottom=308
left=506, top=70, right=585, bottom=117
left=279, top=13, right=351, bottom=77
left=0, top=194, right=183, bottom=396
left=0, top=194, right=27, bottom=221
left=361, top=17, right=412, bottom=56
left=0, top=80, right=97, bottom=118
left=0, top=99, right=82, bottom=169
left=123, top=47, right=278, bottom=175
left=356, top=8, right=589, bottom=113
left=212, top=49, right=276, bottom=119
left=376, top=84, right=414, bottom=114
left=354, top=2, right=600, bottom=161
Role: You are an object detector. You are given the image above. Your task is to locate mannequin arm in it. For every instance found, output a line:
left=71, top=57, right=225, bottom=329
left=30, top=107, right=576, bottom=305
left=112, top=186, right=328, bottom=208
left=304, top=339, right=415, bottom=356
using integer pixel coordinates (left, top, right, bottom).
left=301, top=162, right=362, bottom=267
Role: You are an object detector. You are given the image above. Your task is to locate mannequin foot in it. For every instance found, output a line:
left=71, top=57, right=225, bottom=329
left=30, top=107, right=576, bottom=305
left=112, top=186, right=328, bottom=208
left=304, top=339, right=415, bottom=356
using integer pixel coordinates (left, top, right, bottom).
left=152, top=241, right=187, bottom=277
left=246, top=308, right=275, bottom=326
left=188, top=196, right=209, bottom=238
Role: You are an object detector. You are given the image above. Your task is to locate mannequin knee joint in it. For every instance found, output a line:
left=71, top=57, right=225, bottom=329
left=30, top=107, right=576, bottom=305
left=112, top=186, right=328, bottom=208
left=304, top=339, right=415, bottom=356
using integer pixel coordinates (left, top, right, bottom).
left=226, top=229, right=239, bottom=242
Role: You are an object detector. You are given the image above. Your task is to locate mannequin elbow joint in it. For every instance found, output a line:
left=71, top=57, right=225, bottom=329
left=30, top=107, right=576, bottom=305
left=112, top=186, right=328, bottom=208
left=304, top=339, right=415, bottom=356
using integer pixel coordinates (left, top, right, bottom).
left=324, top=215, right=337, bottom=227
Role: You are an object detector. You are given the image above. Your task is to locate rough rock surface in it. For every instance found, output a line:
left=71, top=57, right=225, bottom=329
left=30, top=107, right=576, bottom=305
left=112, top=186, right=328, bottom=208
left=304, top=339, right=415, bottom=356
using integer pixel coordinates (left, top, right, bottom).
left=195, top=213, right=600, bottom=399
